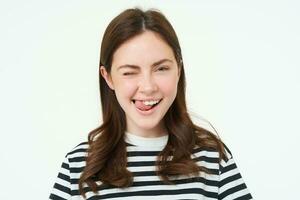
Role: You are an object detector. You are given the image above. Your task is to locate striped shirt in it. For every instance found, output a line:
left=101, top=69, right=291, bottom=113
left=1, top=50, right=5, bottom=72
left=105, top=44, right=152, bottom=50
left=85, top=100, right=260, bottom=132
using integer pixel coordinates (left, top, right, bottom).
left=49, top=132, right=253, bottom=200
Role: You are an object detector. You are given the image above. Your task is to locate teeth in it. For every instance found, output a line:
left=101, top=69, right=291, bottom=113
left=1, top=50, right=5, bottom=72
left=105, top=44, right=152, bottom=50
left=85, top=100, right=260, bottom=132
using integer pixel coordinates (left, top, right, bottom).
left=143, top=100, right=160, bottom=106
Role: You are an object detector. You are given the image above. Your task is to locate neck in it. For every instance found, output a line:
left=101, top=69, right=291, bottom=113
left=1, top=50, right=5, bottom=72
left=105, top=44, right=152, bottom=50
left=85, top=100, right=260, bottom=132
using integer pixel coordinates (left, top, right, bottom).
left=125, top=116, right=168, bottom=137
left=125, top=131, right=169, bottom=147
left=126, top=127, right=168, bottom=138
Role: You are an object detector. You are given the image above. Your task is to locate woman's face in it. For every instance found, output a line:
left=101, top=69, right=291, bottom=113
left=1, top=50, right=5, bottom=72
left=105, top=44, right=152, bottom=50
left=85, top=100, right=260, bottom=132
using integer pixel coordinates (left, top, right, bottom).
left=100, top=30, right=180, bottom=137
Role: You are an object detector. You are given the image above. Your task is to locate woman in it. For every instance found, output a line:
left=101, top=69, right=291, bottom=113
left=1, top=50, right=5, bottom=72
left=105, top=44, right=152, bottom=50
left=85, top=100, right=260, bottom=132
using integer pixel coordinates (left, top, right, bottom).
left=49, top=8, right=253, bottom=200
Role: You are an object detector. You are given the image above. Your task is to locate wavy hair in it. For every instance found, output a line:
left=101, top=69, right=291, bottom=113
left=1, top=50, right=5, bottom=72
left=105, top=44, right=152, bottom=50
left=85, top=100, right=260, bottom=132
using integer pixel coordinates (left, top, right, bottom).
left=78, top=7, right=226, bottom=198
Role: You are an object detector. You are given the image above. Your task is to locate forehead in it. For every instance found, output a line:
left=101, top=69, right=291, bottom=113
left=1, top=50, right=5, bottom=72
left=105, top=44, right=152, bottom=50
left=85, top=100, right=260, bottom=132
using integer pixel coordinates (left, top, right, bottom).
left=111, top=31, right=176, bottom=69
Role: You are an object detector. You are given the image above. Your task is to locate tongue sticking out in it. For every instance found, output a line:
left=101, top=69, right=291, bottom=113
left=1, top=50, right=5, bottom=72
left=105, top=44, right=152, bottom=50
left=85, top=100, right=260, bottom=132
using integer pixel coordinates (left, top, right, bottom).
left=134, top=100, right=154, bottom=111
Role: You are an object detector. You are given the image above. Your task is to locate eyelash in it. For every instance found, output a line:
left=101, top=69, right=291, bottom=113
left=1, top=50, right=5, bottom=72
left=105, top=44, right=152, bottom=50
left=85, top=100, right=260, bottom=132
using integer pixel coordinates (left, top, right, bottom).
left=123, top=72, right=135, bottom=76
left=122, top=66, right=169, bottom=76
left=157, top=66, right=169, bottom=71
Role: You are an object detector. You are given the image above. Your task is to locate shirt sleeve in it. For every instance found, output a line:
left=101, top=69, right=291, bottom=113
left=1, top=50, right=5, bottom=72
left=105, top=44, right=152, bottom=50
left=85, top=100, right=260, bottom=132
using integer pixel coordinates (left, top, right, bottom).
left=49, top=155, right=72, bottom=200
left=218, top=150, right=253, bottom=200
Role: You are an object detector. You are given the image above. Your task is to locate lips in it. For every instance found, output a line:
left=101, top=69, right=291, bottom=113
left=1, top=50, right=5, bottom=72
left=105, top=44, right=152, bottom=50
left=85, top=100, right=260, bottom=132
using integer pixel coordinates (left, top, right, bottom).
left=132, top=99, right=162, bottom=103
left=132, top=99, right=162, bottom=112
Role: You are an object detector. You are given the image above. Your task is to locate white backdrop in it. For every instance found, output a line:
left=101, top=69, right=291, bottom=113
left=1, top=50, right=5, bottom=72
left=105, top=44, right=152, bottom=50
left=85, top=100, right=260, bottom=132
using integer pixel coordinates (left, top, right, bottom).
left=0, top=0, right=299, bottom=199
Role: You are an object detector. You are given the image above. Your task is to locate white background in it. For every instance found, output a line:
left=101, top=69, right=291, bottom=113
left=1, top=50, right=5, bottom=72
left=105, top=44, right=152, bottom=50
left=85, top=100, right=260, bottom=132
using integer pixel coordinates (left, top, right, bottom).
left=0, top=0, right=299, bottom=199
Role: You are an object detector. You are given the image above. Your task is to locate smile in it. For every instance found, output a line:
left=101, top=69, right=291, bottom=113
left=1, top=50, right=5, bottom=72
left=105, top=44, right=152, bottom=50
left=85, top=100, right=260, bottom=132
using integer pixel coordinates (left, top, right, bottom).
left=132, top=99, right=161, bottom=105
left=132, top=99, right=162, bottom=114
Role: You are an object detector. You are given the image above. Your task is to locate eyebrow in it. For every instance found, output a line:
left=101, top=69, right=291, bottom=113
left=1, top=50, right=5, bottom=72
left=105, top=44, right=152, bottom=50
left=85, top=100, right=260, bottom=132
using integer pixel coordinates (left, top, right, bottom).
left=116, top=58, right=173, bottom=71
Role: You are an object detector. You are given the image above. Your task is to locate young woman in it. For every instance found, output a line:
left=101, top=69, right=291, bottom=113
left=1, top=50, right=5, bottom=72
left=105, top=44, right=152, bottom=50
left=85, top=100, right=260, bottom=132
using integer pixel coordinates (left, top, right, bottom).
left=49, top=8, right=253, bottom=200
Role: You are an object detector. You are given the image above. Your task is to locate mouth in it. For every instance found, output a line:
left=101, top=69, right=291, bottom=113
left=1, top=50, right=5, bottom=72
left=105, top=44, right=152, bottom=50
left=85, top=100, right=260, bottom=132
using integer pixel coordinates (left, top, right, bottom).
left=132, top=99, right=162, bottom=112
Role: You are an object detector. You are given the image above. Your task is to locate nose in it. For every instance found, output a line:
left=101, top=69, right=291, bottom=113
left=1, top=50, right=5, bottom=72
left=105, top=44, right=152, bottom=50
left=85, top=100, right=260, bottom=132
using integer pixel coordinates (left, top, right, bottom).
left=138, top=73, right=158, bottom=94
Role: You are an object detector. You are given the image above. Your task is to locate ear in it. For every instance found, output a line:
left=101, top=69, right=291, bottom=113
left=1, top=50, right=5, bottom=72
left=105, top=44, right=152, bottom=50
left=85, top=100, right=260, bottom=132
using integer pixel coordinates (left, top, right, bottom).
left=100, top=66, right=114, bottom=90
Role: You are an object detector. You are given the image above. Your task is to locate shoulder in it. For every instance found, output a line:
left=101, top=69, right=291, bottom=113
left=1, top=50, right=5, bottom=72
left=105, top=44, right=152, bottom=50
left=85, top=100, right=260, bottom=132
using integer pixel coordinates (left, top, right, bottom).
left=65, top=141, right=89, bottom=160
left=192, top=141, right=233, bottom=164
left=193, top=116, right=232, bottom=162
left=219, top=142, right=236, bottom=170
left=222, top=142, right=233, bottom=160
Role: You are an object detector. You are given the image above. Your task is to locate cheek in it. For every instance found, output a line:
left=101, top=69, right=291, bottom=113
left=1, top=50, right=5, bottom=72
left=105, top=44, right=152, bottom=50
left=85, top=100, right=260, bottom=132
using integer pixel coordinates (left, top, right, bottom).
left=158, top=77, right=178, bottom=96
left=114, top=80, right=137, bottom=99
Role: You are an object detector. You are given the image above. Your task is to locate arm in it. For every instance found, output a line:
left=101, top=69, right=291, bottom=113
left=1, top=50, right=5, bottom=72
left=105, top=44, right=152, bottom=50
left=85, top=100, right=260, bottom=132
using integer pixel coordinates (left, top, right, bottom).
left=218, top=150, right=253, bottom=200
left=49, top=155, right=72, bottom=200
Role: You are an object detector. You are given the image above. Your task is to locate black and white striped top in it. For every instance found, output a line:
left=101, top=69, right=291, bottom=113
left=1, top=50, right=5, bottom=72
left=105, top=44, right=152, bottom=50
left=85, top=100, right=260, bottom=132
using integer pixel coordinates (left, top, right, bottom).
left=49, top=132, right=253, bottom=200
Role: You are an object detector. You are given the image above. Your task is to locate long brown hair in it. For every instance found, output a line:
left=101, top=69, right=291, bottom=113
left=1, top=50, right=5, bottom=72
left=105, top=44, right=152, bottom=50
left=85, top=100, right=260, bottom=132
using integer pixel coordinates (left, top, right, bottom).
left=79, top=7, right=226, bottom=198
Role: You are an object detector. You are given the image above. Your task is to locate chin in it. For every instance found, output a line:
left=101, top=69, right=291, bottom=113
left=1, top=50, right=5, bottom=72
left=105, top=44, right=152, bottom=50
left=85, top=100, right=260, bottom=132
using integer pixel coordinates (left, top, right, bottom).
left=137, top=123, right=159, bottom=130
left=135, top=119, right=162, bottom=131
